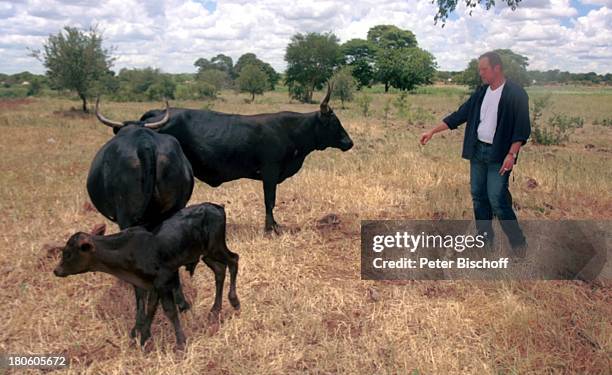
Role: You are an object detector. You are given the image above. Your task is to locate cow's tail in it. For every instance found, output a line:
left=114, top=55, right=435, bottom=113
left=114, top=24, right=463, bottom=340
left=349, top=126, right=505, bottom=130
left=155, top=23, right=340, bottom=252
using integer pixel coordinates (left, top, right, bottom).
left=137, top=138, right=157, bottom=227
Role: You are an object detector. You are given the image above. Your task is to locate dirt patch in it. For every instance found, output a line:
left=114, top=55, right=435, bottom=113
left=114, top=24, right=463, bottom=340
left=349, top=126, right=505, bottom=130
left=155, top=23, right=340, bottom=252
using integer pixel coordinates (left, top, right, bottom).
left=322, top=311, right=363, bottom=338
left=0, top=98, right=33, bottom=110
left=421, top=284, right=463, bottom=300
left=53, top=107, right=94, bottom=119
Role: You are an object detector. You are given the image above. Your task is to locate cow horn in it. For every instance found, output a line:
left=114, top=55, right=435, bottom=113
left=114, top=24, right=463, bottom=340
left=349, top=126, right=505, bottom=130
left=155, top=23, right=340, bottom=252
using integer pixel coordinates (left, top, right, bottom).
left=320, top=82, right=332, bottom=113
left=95, top=97, right=124, bottom=129
left=144, top=100, right=171, bottom=130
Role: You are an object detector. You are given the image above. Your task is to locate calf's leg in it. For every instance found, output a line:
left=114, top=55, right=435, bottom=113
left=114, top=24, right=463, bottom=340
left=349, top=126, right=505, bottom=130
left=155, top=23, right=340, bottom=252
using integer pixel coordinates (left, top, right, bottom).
left=226, top=251, right=240, bottom=310
left=171, top=271, right=191, bottom=312
left=202, top=256, right=227, bottom=322
left=140, top=290, right=159, bottom=347
left=130, top=286, right=147, bottom=339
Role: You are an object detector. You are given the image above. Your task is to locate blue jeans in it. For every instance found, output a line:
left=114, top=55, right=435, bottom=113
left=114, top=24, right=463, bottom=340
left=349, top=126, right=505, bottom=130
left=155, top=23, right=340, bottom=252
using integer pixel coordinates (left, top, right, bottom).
left=470, top=141, right=525, bottom=247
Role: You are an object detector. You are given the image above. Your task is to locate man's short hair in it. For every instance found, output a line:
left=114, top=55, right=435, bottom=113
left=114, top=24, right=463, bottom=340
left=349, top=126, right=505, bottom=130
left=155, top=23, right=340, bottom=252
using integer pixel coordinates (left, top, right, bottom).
left=479, top=51, right=503, bottom=70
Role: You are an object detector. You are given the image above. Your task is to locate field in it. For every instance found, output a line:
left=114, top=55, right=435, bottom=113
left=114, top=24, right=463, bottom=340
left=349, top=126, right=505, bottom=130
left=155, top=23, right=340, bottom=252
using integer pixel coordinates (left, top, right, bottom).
left=0, top=85, right=610, bottom=374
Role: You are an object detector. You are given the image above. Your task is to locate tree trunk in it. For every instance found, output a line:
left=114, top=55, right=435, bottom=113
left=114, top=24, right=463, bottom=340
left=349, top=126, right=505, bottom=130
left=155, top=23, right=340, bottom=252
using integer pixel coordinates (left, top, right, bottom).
left=80, top=93, right=88, bottom=113
left=384, top=82, right=389, bottom=93
left=251, top=92, right=255, bottom=103
left=310, top=82, right=316, bottom=103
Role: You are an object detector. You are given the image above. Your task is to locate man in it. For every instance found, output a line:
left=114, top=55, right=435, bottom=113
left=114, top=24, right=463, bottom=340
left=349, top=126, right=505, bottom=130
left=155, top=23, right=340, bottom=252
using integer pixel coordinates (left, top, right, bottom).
left=420, top=51, right=530, bottom=253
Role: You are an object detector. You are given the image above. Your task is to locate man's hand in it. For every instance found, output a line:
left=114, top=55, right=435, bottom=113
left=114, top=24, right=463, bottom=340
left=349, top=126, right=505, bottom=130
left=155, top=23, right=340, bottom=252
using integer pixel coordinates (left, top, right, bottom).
left=420, top=131, right=434, bottom=145
left=420, top=122, right=449, bottom=146
left=499, top=154, right=515, bottom=175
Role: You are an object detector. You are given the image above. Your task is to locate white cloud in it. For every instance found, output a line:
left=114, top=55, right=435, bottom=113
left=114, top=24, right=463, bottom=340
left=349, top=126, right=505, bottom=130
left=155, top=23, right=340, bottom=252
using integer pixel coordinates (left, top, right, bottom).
left=0, top=0, right=610, bottom=75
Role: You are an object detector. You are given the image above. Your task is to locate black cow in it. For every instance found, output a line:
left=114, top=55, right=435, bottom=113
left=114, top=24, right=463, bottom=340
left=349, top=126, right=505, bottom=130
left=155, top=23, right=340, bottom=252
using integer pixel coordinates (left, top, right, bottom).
left=140, top=85, right=353, bottom=233
left=88, top=99, right=194, bottom=340
left=54, top=203, right=240, bottom=350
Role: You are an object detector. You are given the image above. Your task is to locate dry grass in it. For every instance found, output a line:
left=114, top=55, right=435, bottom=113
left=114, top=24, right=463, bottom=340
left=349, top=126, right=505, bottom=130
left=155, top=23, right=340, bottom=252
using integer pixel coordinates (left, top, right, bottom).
left=0, top=87, right=610, bottom=374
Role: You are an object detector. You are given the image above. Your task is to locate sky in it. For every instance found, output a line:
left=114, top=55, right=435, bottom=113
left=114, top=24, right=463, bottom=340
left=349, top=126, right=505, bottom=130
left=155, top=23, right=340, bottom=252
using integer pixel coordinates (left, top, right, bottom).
left=0, top=0, right=610, bottom=75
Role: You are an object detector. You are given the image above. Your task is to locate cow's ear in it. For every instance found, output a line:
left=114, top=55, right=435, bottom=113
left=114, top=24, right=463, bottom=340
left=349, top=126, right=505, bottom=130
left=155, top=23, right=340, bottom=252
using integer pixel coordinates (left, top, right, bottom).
left=90, top=223, right=106, bottom=236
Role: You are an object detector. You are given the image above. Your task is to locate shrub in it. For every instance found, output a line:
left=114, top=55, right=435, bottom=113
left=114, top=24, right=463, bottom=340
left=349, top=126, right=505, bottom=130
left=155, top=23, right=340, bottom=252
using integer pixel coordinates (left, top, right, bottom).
left=533, top=113, right=584, bottom=145
left=594, top=118, right=612, bottom=127
left=331, top=66, right=357, bottom=108
left=356, top=93, right=372, bottom=117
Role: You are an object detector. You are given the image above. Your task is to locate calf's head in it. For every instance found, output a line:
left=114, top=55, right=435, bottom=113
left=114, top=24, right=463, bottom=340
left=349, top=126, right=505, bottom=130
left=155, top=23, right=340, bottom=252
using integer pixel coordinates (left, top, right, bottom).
left=316, top=84, right=354, bottom=152
left=53, top=225, right=105, bottom=277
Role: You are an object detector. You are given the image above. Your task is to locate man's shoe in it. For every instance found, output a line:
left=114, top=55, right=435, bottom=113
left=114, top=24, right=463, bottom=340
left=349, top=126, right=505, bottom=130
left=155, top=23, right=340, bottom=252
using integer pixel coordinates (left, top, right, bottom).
left=510, top=240, right=528, bottom=259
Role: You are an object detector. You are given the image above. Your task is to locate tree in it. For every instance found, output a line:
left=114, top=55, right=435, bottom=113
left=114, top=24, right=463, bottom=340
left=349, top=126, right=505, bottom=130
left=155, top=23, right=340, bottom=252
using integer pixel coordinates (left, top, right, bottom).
left=237, top=64, right=269, bottom=102
left=234, top=53, right=280, bottom=90
left=197, top=69, right=229, bottom=95
left=376, top=47, right=436, bottom=91
left=341, top=39, right=377, bottom=88
left=433, top=0, right=522, bottom=24
left=211, top=54, right=235, bottom=79
left=459, top=49, right=530, bottom=88
left=32, top=26, right=114, bottom=112
left=331, top=66, right=357, bottom=108
left=367, top=25, right=417, bottom=50
left=194, top=57, right=215, bottom=71
left=285, top=32, right=343, bottom=103
left=365, top=25, right=435, bottom=92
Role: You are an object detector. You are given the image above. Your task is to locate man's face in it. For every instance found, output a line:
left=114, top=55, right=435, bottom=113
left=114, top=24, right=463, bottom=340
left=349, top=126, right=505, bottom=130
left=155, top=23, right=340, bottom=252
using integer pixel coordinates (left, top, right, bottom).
left=478, top=57, right=499, bottom=85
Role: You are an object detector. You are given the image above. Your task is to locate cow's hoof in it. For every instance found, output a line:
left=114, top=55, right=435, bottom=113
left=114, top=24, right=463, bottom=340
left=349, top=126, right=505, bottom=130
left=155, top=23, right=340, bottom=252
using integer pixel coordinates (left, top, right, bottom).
left=229, top=296, right=241, bottom=310
left=264, top=223, right=283, bottom=235
left=130, top=326, right=140, bottom=339
left=139, top=330, right=151, bottom=348
left=175, top=336, right=186, bottom=352
left=177, top=300, right=191, bottom=313
left=208, top=309, right=221, bottom=324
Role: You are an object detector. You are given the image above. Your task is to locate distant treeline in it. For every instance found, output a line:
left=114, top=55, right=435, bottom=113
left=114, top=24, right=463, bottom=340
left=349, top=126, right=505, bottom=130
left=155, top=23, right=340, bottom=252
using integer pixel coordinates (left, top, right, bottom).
left=436, top=69, right=612, bottom=86
left=2, top=66, right=610, bottom=100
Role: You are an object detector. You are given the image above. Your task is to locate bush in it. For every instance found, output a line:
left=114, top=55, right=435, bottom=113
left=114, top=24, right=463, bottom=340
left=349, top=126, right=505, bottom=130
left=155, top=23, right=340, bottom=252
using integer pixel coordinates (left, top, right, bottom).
left=406, top=106, right=435, bottom=125
left=0, top=87, right=28, bottom=98
left=393, top=91, right=409, bottom=117
left=175, top=81, right=217, bottom=100
left=356, top=93, right=372, bottom=117
left=288, top=82, right=310, bottom=103
left=533, top=113, right=584, bottom=145
left=383, top=98, right=392, bottom=126
left=331, top=66, right=357, bottom=108
left=593, top=118, right=612, bottom=127
left=197, top=69, right=229, bottom=94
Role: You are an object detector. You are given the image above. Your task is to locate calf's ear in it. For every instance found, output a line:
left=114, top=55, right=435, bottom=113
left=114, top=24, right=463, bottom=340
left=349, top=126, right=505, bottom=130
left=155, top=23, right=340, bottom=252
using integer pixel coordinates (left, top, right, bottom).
left=90, top=223, right=106, bottom=236
left=77, top=235, right=95, bottom=252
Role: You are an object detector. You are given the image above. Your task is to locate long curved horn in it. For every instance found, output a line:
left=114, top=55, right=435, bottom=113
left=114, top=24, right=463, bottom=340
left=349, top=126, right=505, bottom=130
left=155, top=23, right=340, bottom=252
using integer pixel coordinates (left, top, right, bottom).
left=143, top=100, right=170, bottom=130
left=320, top=82, right=332, bottom=112
left=95, top=97, right=124, bottom=129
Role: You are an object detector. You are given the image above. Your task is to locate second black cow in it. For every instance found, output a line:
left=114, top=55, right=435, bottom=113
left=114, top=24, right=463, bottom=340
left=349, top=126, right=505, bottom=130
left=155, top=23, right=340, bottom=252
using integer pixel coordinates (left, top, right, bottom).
left=140, top=85, right=354, bottom=233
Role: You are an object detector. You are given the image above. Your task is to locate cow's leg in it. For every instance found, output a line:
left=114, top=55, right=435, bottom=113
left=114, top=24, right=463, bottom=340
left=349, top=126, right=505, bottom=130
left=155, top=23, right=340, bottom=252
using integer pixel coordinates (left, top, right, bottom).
left=171, top=271, right=191, bottom=313
left=202, top=256, right=227, bottom=323
left=225, top=250, right=240, bottom=310
left=130, top=286, right=147, bottom=339
left=262, top=166, right=281, bottom=233
left=140, top=290, right=159, bottom=347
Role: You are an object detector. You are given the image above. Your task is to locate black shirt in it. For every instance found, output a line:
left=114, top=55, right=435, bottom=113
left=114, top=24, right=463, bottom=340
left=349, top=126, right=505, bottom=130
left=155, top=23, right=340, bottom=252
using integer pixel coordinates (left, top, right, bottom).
left=443, top=79, right=531, bottom=163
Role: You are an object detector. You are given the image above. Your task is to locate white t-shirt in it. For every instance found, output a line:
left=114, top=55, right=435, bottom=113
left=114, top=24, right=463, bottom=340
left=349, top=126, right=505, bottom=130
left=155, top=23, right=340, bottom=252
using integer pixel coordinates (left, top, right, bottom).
left=477, top=82, right=505, bottom=144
